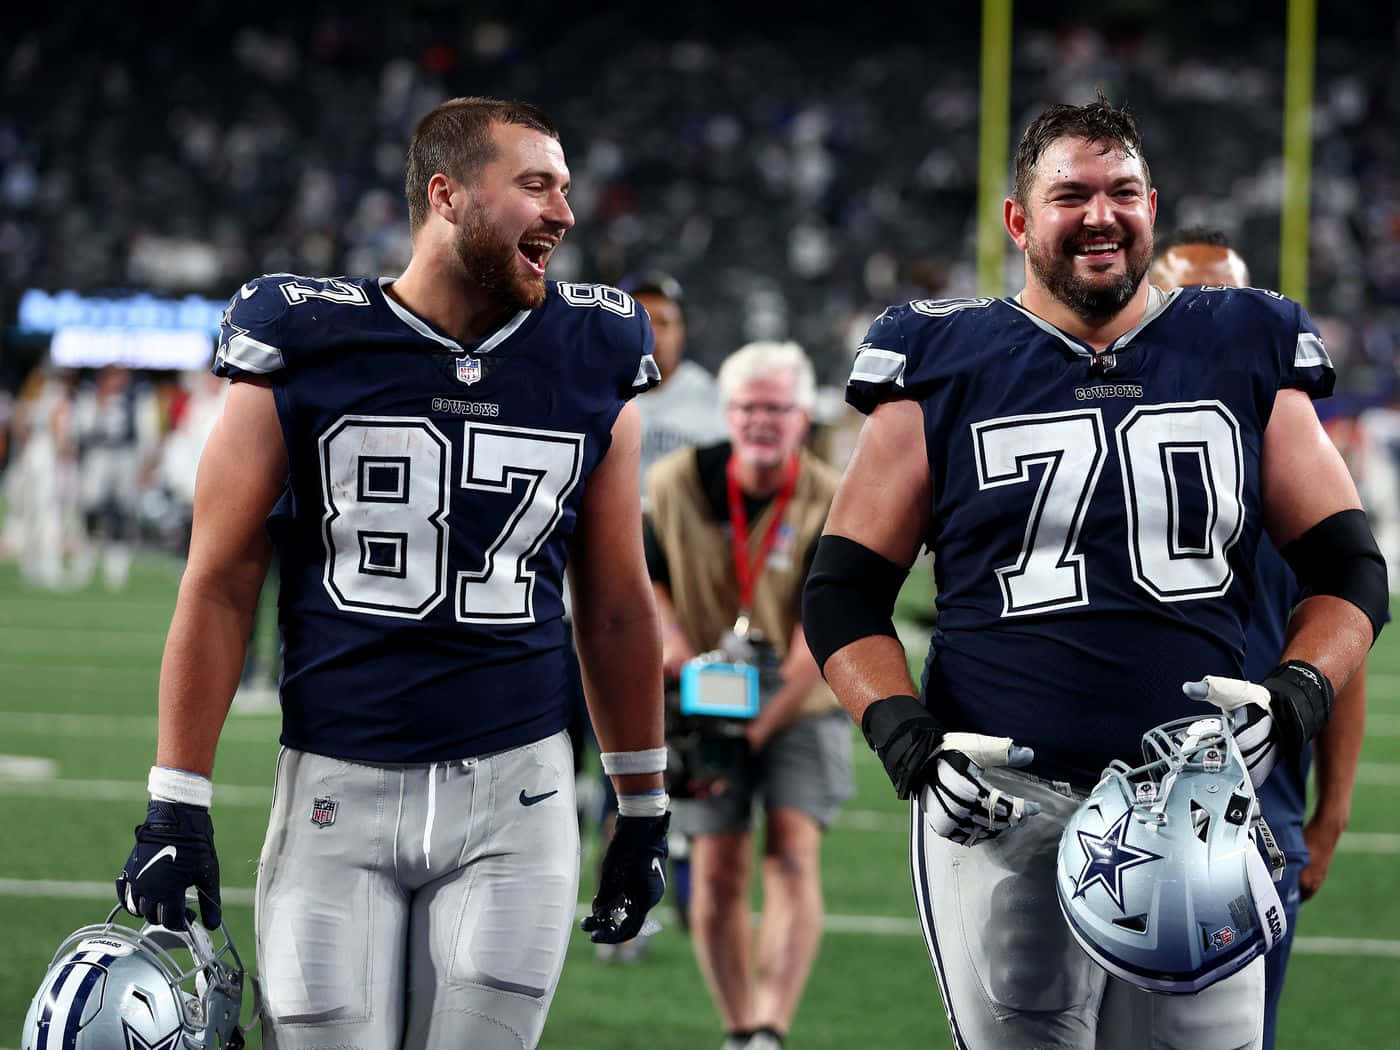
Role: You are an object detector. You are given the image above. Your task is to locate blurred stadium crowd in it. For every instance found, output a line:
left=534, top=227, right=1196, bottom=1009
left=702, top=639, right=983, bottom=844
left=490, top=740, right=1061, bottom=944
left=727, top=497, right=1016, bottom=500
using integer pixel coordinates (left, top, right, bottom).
left=2, top=1, right=1399, bottom=587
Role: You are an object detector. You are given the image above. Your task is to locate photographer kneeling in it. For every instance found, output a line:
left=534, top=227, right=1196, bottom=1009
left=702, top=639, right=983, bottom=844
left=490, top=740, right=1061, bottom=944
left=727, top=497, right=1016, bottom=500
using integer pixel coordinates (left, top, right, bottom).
left=645, top=341, right=852, bottom=1050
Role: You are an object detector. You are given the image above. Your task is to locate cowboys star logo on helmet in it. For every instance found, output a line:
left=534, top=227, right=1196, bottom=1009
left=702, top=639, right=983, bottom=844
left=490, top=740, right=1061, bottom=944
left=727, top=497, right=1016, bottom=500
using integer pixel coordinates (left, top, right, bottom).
left=1056, top=715, right=1288, bottom=995
left=1070, top=808, right=1162, bottom=911
left=21, top=904, right=249, bottom=1049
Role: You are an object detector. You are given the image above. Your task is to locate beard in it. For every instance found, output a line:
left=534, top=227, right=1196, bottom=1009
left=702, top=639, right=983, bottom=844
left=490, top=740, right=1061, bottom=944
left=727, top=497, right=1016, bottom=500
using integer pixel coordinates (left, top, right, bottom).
left=453, top=204, right=547, bottom=314
left=1027, top=226, right=1152, bottom=323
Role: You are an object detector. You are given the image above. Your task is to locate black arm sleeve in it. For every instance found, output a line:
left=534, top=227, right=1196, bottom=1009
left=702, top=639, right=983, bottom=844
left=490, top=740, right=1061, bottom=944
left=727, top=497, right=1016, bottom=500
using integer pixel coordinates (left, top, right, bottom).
left=1280, top=508, right=1388, bottom=640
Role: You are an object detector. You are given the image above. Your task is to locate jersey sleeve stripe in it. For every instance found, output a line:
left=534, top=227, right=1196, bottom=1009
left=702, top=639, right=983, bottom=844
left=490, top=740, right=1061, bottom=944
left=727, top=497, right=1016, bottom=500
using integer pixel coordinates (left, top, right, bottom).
left=217, top=331, right=286, bottom=373
left=633, top=354, right=661, bottom=390
left=850, top=345, right=907, bottom=387
left=1294, top=333, right=1332, bottom=369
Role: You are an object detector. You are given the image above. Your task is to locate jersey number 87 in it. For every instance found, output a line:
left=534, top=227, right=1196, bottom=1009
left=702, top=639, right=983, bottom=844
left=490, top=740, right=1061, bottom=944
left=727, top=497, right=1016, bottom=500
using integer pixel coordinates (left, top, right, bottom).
left=318, top=415, right=584, bottom=624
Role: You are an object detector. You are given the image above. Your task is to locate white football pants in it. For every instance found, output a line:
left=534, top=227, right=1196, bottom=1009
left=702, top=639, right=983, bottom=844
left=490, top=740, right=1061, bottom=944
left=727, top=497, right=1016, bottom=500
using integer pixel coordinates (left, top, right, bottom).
left=911, top=765, right=1264, bottom=1050
left=255, top=732, right=579, bottom=1050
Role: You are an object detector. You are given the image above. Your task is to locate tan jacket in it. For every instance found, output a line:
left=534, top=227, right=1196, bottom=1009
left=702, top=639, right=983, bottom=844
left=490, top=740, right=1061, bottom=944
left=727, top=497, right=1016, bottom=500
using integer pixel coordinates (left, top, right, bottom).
left=647, top=445, right=841, bottom=718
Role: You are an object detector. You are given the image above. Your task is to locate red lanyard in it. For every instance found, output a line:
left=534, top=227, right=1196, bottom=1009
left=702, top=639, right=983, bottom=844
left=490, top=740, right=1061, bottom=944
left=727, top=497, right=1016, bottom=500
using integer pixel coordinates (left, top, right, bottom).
left=726, top=454, right=798, bottom=615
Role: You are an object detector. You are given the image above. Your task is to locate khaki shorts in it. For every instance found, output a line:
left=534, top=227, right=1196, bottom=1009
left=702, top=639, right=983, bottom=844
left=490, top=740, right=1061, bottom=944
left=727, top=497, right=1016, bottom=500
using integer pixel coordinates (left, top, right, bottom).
left=673, top=710, right=854, bottom=835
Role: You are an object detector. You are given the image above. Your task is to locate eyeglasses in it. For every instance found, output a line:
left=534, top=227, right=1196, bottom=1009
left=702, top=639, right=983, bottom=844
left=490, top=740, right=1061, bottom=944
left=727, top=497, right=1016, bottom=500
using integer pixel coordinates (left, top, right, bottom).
left=726, top=401, right=799, bottom=417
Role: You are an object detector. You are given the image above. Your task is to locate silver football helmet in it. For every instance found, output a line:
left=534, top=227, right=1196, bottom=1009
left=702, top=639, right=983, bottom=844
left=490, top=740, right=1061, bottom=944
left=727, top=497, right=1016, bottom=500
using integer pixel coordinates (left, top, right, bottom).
left=21, top=905, right=246, bottom=1049
left=1056, top=715, right=1286, bottom=995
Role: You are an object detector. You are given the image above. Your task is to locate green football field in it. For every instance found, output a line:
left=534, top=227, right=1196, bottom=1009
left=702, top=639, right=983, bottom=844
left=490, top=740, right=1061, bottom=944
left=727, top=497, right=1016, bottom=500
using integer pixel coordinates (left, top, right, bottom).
left=1, top=555, right=1397, bottom=1049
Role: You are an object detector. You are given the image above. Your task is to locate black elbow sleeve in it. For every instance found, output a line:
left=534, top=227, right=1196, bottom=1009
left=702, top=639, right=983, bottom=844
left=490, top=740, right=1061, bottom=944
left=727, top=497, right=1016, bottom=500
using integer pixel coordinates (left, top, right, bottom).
left=1280, top=508, right=1389, bottom=641
left=802, top=534, right=910, bottom=673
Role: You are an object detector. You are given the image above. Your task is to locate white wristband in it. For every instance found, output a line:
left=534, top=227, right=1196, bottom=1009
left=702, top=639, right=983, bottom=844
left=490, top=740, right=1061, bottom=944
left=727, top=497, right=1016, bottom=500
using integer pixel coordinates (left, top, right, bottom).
left=148, top=765, right=213, bottom=808
left=600, top=747, right=667, bottom=776
left=616, top=789, right=670, bottom=817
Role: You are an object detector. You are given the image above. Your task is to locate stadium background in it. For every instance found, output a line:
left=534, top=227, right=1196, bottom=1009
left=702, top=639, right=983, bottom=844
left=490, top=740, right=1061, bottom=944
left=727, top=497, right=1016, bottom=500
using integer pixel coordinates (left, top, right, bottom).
left=2, top=1, right=1399, bottom=1047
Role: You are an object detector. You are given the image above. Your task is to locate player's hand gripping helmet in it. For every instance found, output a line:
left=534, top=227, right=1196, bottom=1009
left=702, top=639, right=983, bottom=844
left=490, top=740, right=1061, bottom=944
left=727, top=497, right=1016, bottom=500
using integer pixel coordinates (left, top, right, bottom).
left=1055, top=715, right=1287, bottom=995
left=21, top=905, right=247, bottom=1049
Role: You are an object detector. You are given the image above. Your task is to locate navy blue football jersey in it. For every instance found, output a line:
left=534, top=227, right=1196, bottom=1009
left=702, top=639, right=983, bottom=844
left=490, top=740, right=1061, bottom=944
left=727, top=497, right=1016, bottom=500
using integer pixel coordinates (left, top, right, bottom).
left=847, top=286, right=1333, bottom=787
left=214, top=275, right=658, bottom=762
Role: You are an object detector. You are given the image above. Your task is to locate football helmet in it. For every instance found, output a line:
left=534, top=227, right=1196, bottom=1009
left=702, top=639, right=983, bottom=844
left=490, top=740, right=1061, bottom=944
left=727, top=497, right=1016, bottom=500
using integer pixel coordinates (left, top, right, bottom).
left=21, top=905, right=247, bottom=1049
left=1056, top=715, right=1286, bottom=995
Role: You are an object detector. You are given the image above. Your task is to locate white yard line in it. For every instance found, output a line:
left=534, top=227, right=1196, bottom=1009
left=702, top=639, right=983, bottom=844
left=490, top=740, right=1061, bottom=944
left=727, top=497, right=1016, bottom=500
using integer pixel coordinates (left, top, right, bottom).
left=0, top=711, right=277, bottom=741
left=0, top=626, right=167, bottom=641
left=0, top=778, right=271, bottom=805
left=1356, top=762, right=1400, bottom=786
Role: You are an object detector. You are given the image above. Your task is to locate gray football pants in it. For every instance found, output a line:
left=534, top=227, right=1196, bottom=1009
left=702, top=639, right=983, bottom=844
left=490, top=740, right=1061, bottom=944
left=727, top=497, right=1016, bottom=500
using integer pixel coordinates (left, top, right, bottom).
left=912, top=766, right=1264, bottom=1050
left=255, top=732, right=579, bottom=1050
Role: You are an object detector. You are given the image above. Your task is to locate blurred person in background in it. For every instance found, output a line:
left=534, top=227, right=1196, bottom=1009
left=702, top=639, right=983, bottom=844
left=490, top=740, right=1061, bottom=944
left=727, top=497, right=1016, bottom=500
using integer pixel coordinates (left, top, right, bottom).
left=625, top=271, right=728, bottom=482
left=113, top=96, right=669, bottom=1050
left=70, top=364, right=161, bottom=590
left=155, top=368, right=228, bottom=544
left=2, top=362, right=80, bottom=588
left=646, top=340, right=850, bottom=1050
left=1151, top=229, right=1371, bottom=1050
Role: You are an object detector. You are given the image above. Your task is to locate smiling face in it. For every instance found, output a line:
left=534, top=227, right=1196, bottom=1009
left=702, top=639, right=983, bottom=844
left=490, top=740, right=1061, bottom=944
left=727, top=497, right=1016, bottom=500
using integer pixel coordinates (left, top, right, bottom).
left=1007, top=135, right=1157, bottom=324
left=725, top=370, right=810, bottom=475
left=452, top=121, right=574, bottom=311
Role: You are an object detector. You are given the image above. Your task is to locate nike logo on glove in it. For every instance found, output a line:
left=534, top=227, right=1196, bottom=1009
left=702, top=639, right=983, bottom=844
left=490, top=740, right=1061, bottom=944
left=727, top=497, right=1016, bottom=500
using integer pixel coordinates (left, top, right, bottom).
left=135, top=845, right=178, bottom=878
left=519, top=789, right=559, bottom=807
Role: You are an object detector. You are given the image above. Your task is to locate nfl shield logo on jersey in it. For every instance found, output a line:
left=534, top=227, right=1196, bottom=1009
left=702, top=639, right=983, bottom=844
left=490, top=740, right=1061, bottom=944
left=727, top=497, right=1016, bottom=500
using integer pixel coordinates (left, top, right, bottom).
left=310, top=796, right=338, bottom=828
left=456, top=356, right=482, bottom=385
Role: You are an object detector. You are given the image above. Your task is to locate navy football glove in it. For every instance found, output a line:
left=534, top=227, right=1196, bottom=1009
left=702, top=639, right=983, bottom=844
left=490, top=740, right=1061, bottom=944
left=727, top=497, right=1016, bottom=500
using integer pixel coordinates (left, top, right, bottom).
left=581, top=813, right=669, bottom=944
left=863, top=695, right=1039, bottom=845
left=116, top=800, right=222, bottom=931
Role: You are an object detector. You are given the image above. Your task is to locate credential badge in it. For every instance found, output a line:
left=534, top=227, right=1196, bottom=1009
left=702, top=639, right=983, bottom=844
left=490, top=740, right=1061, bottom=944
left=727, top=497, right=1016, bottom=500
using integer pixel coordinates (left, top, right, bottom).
left=310, top=796, right=338, bottom=828
left=456, top=356, right=482, bottom=385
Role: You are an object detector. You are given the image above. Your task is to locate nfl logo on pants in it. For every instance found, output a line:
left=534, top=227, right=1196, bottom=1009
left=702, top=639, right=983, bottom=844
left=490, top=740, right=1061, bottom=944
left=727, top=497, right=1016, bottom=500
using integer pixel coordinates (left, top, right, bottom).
left=310, top=796, right=338, bottom=827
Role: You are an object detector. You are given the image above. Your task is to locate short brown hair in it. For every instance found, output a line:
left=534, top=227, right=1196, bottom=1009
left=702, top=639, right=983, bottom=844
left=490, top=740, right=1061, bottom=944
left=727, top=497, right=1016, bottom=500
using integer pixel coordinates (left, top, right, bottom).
left=1013, top=90, right=1150, bottom=206
left=404, top=96, right=559, bottom=231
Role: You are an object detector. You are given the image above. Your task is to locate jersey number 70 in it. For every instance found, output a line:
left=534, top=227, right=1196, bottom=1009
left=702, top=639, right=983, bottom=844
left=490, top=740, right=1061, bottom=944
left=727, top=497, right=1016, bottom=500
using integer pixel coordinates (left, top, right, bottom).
left=317, top=416, right=584, bottom=624
left=972, top=402, right=1245, bottom=616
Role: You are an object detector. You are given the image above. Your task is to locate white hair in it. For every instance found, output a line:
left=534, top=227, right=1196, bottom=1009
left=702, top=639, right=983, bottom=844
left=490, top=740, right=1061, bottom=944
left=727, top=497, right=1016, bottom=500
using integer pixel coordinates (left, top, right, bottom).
left=716, top=340, right=816, bottom=411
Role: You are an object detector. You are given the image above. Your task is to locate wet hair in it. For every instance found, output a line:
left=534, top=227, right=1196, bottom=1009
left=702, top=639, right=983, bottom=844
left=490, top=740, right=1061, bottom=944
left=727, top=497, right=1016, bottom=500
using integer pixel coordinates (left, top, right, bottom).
left=1013, top=90, right=1151, bottom=206
left=405, top=96, right=559, bottom=231
left=1154, top=227, right=1232, bottom=254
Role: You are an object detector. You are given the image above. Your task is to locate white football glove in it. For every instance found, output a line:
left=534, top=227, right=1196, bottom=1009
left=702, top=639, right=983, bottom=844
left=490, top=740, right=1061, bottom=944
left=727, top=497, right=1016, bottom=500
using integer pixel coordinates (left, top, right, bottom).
left=1181, top=676, right=1277, bottom=787
left=920, top=732, right=1041, bottom=847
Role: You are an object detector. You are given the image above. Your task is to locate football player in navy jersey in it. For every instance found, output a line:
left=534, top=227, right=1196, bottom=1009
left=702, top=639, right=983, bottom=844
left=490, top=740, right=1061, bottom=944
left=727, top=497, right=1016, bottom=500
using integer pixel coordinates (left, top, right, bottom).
left=115, top=97, right=670, bottom=1050
left=1150, top=231, right=1370, bottom=1050
left=803, top=93, right=1386, bottom=1049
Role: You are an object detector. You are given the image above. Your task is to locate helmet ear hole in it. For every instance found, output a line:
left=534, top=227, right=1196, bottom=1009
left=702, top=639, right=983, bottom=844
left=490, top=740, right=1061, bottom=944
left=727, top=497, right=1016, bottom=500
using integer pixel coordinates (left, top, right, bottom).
left=1112, top=914, right=1149, bottom=934
left=1189, top=800, right=1210, bottom=842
